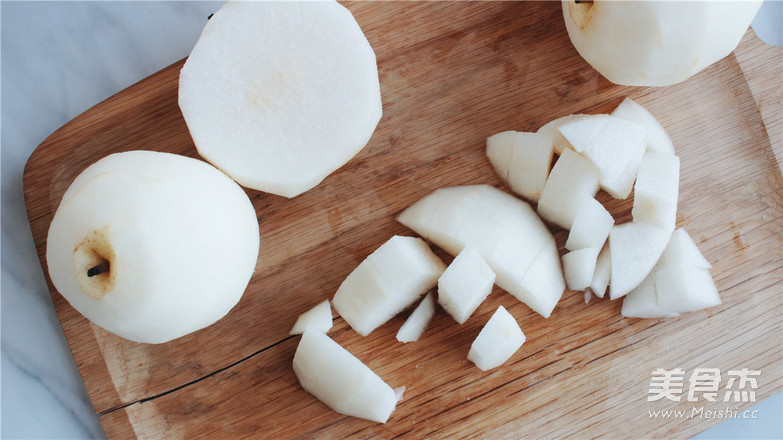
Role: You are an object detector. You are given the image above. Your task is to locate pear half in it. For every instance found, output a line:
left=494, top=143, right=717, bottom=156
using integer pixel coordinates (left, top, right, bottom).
left=46, top=151, right=260, bottom=344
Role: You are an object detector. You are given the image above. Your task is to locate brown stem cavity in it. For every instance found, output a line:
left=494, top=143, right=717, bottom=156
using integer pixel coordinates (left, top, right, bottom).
left=569, top=0, right=596, bottom=30
left=73, top=228, right=116, bottom=300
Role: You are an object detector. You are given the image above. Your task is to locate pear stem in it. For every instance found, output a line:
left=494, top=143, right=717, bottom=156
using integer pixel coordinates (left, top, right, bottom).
left=87, top=261, right=110, bottom=277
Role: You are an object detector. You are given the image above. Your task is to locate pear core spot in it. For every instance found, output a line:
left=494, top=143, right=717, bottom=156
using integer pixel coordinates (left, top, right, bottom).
left=569, top=0, right=595, bottom=30
left=73, top=228, right=116, bottom=300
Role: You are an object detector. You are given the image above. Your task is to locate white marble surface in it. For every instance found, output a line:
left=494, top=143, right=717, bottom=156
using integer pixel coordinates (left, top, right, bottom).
left=0, top=2, right=780, bottom=439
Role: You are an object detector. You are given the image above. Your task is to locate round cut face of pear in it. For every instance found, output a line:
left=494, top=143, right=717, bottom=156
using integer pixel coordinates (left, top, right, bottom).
left=179, top=1, right=382, bottom=197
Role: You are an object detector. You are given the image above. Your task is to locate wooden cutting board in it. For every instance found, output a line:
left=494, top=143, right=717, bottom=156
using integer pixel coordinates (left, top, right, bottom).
left=23, top=2, right=782, bottom=438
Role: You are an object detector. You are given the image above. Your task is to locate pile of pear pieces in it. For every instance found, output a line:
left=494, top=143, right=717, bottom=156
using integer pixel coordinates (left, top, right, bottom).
left=289, top=98, right=721, bottom=424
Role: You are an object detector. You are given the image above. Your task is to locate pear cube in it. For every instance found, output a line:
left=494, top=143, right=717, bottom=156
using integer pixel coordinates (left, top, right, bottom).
left=657, top=228, right=712, bottom=270
left=590, top=244, right=611, bottom=298
left=560, top=115, right=646, bottom=199
left=621, top=275, right=680, bottom=318
left=486, top=131, right=554, bottom=202
left=557, top=114, right=610, bottom=153
left=654, top=267, right=721, bottom=313
left=562, top=247, right=601, bottom=291
left=398, top=185, right=565, bottom=318
left=622, top=228, right=719, bottom=317
left=537, top=149, right=600, bottom=230
left=437, top=246, right=496, bottom=324
left=290, top=300, right=333, bottom=335
left=293, top=329, right=400, bottom=423
left=632, top=152, right=680, bottom=231
left=612, top=98, right=675, bottom=154
left=654, top=229, right=720, bottom=313
left=396, top=292, right=435, bottom=343
left=332, top=236, right=445, bottom=336
left=608, top=222, right=672, bottom=299
left=566, top=197, right=614, bottom=251
left=468, top=306, right=526, bottom=371
left=538, top=114, right=592, bottom=155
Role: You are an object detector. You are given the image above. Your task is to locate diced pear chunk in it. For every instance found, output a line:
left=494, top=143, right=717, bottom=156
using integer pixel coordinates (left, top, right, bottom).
left=332, top=236, right=445, bottom=336
left=632, top=152, right=680, bottom=231
left=398, top=185, right=565, bottom=318
left=654, top=266, right=720, bottom=313
left=396, top=292, right=435, bottom=343
left=590, top=244, right=611, bottom=298
left=566, top=197, right=614, bottom=251
left=622, top=228, right=719, bottom=317
left=468, top=306, right=525, bottom=371
left=654, top=229, right=719, bottom=312
left=557, top=114, right=610, bottom=153
left=537, top=149, right=600, bottom=230
left=562, top=247, right=601, bottom=291
left=621, top=275, right=680, bottom=318
left=486, top=131, right=554, bottom=202
left=560, top=115, right=646, bottom=199
left=293, top=329, right=400, bottom=423
left=657, top=228, right=712, bottom=269
left=438, top=246, right=496, bottom=324
left=608, top=222, right=672, bottom=299
left=538, top=114, right=591, bottom=155
left=611, top=98, right=675, bottom=154
left=290, top=300, right=332, bottom=335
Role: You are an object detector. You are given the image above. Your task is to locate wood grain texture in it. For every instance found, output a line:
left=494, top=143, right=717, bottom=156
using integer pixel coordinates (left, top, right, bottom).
left=23, top=2, right=782, bottom=438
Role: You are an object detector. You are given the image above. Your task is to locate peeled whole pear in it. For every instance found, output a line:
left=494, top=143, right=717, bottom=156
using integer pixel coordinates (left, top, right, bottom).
left=562, top=0, right=762, bottom=86
left=46, top=151, right=260, bottom=344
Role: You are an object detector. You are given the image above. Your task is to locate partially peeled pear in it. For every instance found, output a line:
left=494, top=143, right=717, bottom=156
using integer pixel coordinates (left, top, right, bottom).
left=46, top=151, right=260, bottom=344
left=562, top=0, right=763, bottom=86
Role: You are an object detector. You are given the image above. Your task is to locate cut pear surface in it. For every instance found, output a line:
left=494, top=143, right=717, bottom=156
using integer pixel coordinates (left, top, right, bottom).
left=623, top=228, right=718, bottom=317
left=612, top=98, right=675, bottom=154
left=621, top=275, right=680, bottom=319
left=560, top=115, right=646, bottom=199
left=654, top=229, right=720, bottom=313
left=486, top=131, right=554, bottom=202
left=179, top=0, right=382, bottom=197
left=654, top=266, right=720, bottom=313
left=468, top=306, right=525, bottom=371
left=46, top=151, right=260, bottom=344
left=632, top=152, right=680, bottom=231
left=562, top=247, right=601, bottom=292
left=566, top=197, right=614, bottom=251
left=537, top=114, right=590, bottom=155
left=537, top=148, right=600, bottom=230
left=608, top=222, right=672, bottom=300
left=557, top=114, right=609, bottom=154
left=293, top=329, right=400, bottom=423
left=562, top=0, right=763, bottom=86
left=437, top=246, right=496, bottom=325
left=332, top=236, right=445, bottom=336
left=396, top=292, right=435, bottom=343
left=590, top=244, right=611, bottom=298
left=398, top=185, right=565, bottom=318
left=657, top=228, right=712, bottom=270
left=290, top=300, right=333, bottom=335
